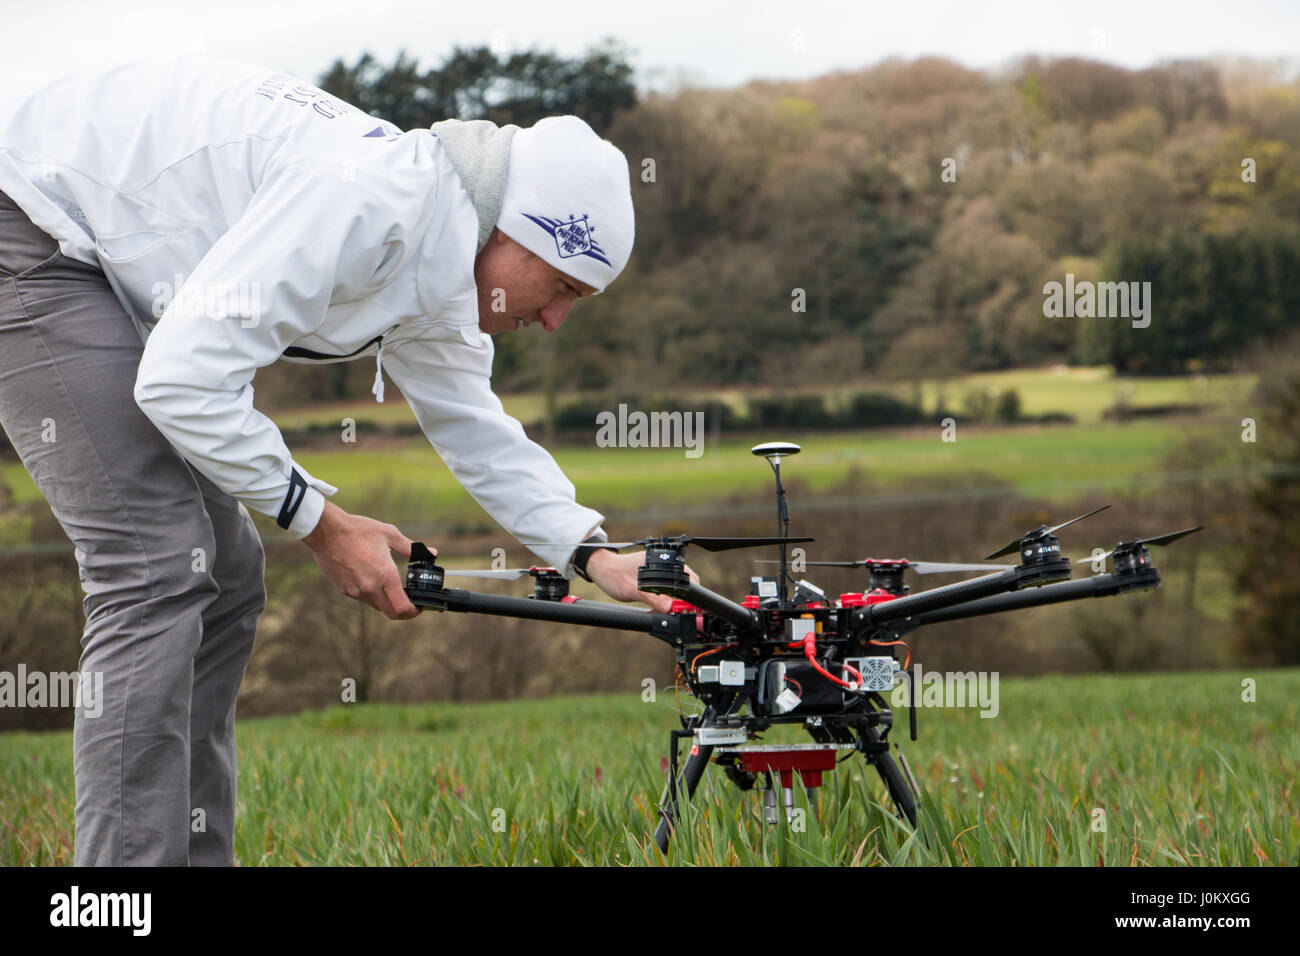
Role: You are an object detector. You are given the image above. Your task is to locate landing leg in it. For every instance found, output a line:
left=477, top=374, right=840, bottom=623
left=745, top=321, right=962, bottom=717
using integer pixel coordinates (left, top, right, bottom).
left=864, top=725, right=917, bottom=826
left=654, top=733, right=713, bottom=853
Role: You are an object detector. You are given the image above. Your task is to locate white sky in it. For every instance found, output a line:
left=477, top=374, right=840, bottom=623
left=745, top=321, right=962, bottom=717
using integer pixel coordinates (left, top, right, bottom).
left=3, top=0, right=1297, bottom=101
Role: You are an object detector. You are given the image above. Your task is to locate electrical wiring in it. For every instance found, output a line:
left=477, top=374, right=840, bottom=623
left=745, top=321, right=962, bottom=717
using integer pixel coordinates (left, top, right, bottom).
left=868, top=638, right=912, bottom=670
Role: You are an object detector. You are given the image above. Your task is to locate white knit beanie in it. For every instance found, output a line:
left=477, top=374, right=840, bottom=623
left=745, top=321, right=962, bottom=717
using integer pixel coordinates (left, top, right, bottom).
left=496, top=116, right=634, bottom=294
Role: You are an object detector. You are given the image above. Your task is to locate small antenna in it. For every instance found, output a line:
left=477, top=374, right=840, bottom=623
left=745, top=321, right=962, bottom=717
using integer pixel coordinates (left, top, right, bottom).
left=751, top=442, right=801, bottom=604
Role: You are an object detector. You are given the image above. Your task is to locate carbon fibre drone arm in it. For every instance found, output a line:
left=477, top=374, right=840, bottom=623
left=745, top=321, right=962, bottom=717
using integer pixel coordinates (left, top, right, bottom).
left=419, top=588, right=657, bottom=632
left=911, top=568, right=1160, bottom=626
left=679, top=582, right=761, bottom=633
left=845, top=568, right=1023, bottom=628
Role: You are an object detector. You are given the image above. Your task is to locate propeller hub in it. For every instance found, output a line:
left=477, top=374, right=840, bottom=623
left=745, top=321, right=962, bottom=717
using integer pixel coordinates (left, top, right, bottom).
left=404, top=545, right=448, bottom=608
left=532, top=569, right=570, bottom=602
left=1112, top=544, right=1151, bottom=576
left=1021, top=534, right=1062, bottom=562
left=637, top=540, right=691, bottom=595
left=867, top=565, right=909, bottom=595
left=1013, top=533, right=1072, bottom=587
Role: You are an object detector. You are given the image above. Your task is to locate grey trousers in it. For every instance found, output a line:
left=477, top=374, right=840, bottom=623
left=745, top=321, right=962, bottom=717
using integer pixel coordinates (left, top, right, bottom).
left=0, top=188, right=266, bottom=866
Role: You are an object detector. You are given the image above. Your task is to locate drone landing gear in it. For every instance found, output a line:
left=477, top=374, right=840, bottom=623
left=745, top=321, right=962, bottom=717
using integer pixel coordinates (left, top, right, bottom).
left=863, top=725, right=919, bottom=828
left=654, top=722, right=713, bottom=854
left=654, top=713, right=920, bottom=855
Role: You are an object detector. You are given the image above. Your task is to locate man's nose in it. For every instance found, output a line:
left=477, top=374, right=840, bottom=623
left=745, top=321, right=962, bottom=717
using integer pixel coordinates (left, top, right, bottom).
left=538, top=298, right=574, bottom=332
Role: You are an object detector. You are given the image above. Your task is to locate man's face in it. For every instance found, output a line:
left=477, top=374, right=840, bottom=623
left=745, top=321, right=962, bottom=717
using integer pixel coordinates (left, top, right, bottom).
left=473, top=228, right=596, bottom=335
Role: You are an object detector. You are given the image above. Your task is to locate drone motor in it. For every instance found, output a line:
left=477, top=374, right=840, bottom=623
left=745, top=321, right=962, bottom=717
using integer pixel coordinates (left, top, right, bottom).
left=1013, top=532, right=1073, bottom=586
left=404, top=544, right=448, bottom=608
left=637, top=540, right=692, bottom=595
left=867, top=561, right=910, bottom=595
left=530, top=569, right=570, bottom=602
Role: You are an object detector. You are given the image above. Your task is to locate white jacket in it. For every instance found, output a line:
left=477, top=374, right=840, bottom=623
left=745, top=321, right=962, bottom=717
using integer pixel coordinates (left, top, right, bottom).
left=0, top=56, right=602, bottom=569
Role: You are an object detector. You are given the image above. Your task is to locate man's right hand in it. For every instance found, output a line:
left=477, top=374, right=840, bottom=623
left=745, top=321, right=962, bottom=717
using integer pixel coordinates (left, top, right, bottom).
left=301, top=500, right=424, bottom=620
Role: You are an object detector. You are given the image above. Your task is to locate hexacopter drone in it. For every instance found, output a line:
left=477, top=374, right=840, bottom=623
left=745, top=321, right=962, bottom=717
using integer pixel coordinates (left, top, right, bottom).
left=403, top=442, right=1201, bottom=853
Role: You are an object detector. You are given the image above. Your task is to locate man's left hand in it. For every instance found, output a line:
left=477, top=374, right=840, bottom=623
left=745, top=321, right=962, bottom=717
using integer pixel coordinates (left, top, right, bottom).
left=584, top=548, right=699, bottom=613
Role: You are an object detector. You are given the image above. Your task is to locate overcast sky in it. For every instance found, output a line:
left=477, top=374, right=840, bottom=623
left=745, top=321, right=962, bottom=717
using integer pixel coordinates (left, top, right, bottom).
left=3, top=0, right=1298, bottom=100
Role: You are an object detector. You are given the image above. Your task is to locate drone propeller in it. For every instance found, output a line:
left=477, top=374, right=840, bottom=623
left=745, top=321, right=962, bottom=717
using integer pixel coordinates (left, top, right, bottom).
left=908, top=560, right=1015, bottom=574
left=1075, top=525, right=1205, bottom=565
left=1134, top=526, right=1206, bottom=548
left=756, top=558, right=1011, bottom=574
left=523, top=535, right=814, bottom=554
left=410, top=542, right=438, bottom=562
left=984, top=505, right=1111, bottom=560
left=441, top=567, right=553, bottom=581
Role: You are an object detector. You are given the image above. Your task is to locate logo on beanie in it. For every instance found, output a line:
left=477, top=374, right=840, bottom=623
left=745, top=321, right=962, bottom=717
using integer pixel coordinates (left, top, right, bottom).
left=522, top=213, right=611, bottom=267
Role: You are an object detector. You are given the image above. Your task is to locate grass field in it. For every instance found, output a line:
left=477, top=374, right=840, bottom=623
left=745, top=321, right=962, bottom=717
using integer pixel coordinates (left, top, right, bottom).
left=0, top=417, right=1221, bottom=514
left=219, top=419, right=1228, bottom=519
left=914, top=366, right=1253, bottom=426
left=268, top=367, right=1256, bottom=432
left=2, top=669, right=1294, bottom=866
left=0, top=368, right=1253, bottom=521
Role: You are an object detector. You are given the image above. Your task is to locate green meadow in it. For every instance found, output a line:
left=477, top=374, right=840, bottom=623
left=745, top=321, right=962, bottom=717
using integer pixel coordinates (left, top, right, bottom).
left=0, top=369, right=1252, bottom=523
left=290, top=418, right=1215, bottom=520
left=2, top=669, right=1293, bottom=866
left=269, top=366, right=1255, bottom=431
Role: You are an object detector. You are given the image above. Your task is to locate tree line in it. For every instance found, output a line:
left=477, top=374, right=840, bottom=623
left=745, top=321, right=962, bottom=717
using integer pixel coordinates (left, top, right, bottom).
left=265, top=47, right=1300, bottom=405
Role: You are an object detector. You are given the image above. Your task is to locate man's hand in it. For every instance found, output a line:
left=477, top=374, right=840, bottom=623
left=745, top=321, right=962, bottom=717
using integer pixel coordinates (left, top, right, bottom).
left=301, top=500, right=424, bottom=620
left=584, top=548, right=700, bottom=613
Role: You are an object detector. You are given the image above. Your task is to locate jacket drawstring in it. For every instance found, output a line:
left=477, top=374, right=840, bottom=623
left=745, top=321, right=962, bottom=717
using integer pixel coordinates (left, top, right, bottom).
left=371, top=339, right=386, bottom=403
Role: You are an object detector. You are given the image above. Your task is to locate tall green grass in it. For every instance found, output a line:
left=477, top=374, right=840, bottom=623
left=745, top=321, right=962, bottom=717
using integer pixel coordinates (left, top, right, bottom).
left=2, top=669, right=1294, bottom=866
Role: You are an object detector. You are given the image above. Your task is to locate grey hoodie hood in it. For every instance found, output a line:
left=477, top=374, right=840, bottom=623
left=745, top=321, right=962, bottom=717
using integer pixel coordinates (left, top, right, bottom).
left=430, top=118, right=519, bottom=252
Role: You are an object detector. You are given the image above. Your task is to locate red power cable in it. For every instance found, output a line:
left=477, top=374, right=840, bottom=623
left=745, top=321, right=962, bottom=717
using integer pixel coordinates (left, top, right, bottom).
left=798, top=632, right=862, bottom=690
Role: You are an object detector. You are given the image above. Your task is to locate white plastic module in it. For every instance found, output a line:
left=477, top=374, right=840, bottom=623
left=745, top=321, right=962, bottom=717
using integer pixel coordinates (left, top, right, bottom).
left=786, top=618, right=817, bottom=643
left=794, top=579, right=826, bottom=601
left=695, top=726, right=748, bottom=746
left=773, top=687, right=801, bottom=713
left=718, top=660, right=745, bottom=686
left=844, top=656, right=900, bottom=693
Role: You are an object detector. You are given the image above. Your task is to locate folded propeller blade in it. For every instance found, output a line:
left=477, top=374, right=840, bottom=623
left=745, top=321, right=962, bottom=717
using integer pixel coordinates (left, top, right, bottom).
left=1135, top=525, right=1205, bottom=548
left=522, top=535, right=815, bottom=554
left=755, top=558, right=1010, bottom=573
left=687, top=536, right=814, bottom=552
left=441, top=568, right=535, bottom=580
left=1047, top=504, right=1112, bottom=535
left=909, top=560, right=1015, bottom=574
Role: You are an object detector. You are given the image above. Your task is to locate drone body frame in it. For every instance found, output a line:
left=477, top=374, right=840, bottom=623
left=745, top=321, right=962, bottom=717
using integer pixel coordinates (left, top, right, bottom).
left=402, top=442, right=1200, bottom=854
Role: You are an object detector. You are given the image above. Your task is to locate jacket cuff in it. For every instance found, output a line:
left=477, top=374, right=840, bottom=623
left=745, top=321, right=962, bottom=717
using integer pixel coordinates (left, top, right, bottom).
left=570, top=530, right=617, bottom=582
left=277, top=467, right=329, bottom=539
left=285, top=486, right=326, bottom=539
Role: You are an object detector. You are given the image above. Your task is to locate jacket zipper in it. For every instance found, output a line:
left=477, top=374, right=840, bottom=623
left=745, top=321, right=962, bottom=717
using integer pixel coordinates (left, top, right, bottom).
left=281, top=327, right=397, bottom=404
left=282, top=333, right=384, bottom=361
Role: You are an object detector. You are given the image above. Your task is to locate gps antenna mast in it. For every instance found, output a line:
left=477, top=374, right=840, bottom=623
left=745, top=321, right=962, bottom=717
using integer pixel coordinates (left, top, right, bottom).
left=752, top=442, right=801, bottom=604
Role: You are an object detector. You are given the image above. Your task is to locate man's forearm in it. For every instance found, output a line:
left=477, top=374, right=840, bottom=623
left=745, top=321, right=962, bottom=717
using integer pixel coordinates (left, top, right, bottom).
left=302, top=498, right=344, bottom=550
